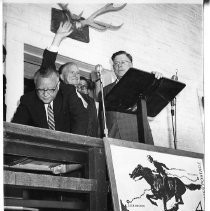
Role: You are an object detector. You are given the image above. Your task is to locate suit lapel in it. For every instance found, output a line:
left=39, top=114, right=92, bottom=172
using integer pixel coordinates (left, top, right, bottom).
left=104, top=82, right=116, bottom=97
left=53, top=89, right=63, bottom=130
left=34, top=94, right=48, bottom=128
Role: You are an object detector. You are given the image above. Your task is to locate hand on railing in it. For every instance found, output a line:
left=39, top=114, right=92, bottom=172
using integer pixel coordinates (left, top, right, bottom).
left=50, top=164, right=82, bottom=174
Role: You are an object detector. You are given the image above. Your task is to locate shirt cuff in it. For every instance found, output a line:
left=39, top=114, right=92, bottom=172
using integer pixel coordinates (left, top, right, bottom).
left=47, top=45, right=59, bottom=52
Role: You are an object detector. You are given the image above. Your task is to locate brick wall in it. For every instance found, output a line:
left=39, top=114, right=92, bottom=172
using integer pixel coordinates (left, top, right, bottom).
left=3, top=3, right=204, bottom=153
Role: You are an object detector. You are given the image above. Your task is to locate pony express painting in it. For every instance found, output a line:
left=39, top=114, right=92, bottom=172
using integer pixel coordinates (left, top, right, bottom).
left=104, top=138, right=204, bottom=211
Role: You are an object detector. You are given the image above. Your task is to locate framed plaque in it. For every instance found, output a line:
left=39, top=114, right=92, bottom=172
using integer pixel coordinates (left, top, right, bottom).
left=104, top=138, right=204, bottom=211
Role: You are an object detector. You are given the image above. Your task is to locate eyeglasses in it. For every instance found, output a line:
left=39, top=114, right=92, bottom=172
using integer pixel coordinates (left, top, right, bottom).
left=36, top=81, right=60, bottom=95
left=79, top=85, right=88, bottom=90
left=77, top=84, right=88, bottom=91
left=113, top=60, right=131, bottom=67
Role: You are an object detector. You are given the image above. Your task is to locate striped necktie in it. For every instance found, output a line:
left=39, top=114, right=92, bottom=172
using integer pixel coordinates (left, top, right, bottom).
left=47, top=104, right=55, bottom=130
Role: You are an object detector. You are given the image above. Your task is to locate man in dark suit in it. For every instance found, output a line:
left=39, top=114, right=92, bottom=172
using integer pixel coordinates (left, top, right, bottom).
left=58, top=62, right=99, bottom=138
left=12, top=22, right=88, bottom=135
left=100, top=51, right=162, bottom=144
left=78, top=76, right=99, bottom=137
left=43, top=20, right=99, bottom=138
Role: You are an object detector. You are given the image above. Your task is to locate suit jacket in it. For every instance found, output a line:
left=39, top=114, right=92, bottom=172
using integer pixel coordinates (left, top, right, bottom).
left=100, top=82, right=154, bottom=144
left=12, top=49, right=88, bottom=135
left=81, top=93, right=99, bottom=137
left=42, top=49, right=100, bottom=137
left=12, top=83, right=88, bottom=135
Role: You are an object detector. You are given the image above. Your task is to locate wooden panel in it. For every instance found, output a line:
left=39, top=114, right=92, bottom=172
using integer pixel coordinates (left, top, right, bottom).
left=4, top=170, right=97, bottom=192
left=4, top=122, right=108, bottom=211
left=5, top=198, right=87, bottom=209
left=89, top=148, right=107, bottom=211
left=4, top=122, right=103, bottom=149
left=4, top=138, right=88, bottom=164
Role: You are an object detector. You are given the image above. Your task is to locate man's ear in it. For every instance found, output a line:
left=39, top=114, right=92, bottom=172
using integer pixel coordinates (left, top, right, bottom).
left=60, top=74, right=64, bottom=81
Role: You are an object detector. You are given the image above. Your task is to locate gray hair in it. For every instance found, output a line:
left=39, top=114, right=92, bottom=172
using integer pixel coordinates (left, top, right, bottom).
left=34, top=67, right=59, bottom=85
left=58, top=62, right=79, bottom=75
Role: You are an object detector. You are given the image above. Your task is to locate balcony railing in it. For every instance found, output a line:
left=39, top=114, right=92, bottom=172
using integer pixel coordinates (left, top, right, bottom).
left=4, top=122, right=108, bottom=211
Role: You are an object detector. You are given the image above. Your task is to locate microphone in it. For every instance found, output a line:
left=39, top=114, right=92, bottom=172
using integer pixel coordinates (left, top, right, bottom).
left=95, top=64, right=103, bottom=76
left=171, top=72, right=178, bottom=81
left=94, top=64, right=103, bottom=82
left=171, top=71, right=178, bottom=115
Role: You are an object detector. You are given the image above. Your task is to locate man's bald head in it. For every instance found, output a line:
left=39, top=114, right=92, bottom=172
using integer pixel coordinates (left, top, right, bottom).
left=59, top=62, right=80, bottom=86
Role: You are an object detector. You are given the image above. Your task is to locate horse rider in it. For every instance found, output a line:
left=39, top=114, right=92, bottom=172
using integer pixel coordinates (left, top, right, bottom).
left=147, top=155, right=171, bottom=191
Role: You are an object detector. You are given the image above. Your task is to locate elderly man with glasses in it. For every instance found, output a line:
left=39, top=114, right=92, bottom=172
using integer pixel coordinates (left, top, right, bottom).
left=42, top=21, right=99, bottom=138
left=100, top=50, right=162, bottom=144
left=12, top=33, right=88, bottom=135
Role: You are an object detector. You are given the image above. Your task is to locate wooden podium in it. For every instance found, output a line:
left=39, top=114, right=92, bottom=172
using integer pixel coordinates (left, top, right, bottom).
left=104, top=68, right=186, bottom=143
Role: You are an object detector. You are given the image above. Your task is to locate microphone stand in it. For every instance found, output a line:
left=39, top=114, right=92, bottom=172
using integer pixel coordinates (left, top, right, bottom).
left=171, top=71, right=178, bottom=149
left=171, top=98, right=177, bottom=149
left=96, top=65, right=108, bottom=137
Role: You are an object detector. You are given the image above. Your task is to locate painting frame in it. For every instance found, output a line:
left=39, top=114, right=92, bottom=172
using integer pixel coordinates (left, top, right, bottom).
left=103, top=137, right=204, bottom=211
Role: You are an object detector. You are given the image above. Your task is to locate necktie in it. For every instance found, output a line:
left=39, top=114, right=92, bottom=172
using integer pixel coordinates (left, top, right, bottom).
left=47, top=104, right=55, bottom=130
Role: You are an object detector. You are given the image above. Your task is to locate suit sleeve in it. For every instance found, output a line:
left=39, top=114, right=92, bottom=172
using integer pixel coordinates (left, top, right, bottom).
left=41, top=49, right=57, bottom=70
left=67, top=86, right=89, bottom=136
left=11, top=96, right=32, bottom=125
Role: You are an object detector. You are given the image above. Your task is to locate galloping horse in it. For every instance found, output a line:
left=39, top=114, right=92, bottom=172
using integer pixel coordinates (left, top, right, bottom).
left=129, top=164, right=201, bottom=211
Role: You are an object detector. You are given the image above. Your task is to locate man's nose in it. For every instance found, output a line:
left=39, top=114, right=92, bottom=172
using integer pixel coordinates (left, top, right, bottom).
left=117, top=62, right=124, bottom=68
left=71, top=71, right=78, bottom=76
left=43, top=90, right=49, bottom=97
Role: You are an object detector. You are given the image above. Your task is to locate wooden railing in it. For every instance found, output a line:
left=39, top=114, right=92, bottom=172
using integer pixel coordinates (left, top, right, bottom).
left=4, top=122, right=108, bottom=211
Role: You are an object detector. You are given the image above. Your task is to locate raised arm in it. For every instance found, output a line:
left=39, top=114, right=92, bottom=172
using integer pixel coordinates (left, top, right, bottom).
left=41, top=21, right=73, bottom=69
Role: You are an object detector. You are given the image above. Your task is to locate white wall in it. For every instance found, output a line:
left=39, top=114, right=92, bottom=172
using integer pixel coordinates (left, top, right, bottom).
left=3, top=3, right=204, bottom=153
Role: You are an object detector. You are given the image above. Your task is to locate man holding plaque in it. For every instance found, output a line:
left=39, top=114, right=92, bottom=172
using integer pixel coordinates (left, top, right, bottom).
left=100, top=50, right=162, bottom=144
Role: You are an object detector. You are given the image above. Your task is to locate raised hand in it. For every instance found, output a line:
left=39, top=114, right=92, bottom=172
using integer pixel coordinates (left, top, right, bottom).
left=51, top=21, right=73, bottom=48
left=56, top=21, right=73, bottom=39
left=151, top=71, right=163, bottom=79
